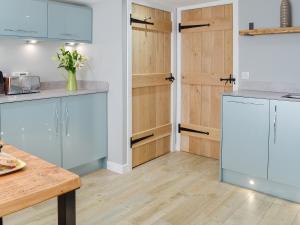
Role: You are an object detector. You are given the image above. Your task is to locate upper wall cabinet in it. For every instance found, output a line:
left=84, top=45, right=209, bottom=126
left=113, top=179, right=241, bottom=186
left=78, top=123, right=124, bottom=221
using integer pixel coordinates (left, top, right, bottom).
left=0, top=0, right=47, bottom=38
left=48, top=1, right=92, bottom=43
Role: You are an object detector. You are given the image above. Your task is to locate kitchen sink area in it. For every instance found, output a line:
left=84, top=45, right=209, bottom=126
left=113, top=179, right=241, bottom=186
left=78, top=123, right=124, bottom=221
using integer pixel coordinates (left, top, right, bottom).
left=282, top=94, right=300, bottom=99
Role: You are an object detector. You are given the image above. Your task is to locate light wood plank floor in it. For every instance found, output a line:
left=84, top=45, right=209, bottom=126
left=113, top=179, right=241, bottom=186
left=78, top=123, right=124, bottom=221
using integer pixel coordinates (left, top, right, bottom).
left=5, top=152, right=300, bottom=225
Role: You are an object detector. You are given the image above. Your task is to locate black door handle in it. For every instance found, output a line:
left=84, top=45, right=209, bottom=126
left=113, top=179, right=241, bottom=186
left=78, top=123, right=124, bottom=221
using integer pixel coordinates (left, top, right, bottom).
left=165, top=73, right=175, bottom=83
left=220, top=74, right=236, bottom=85
left=130, top=134, right=154, bottom=147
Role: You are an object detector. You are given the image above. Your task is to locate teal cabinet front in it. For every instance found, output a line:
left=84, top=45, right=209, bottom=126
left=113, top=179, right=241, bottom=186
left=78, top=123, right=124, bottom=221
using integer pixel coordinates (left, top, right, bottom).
left=0, top=0, right=47, bottom=38
left=269, top=100, right=300, bottom=188
left=222, top=96, right=270, bottom=179
left=0, top=98, right=62, bottom=166
left=48, top=1, right=92, bottom=42
left=62, top=93, right=107, bottom=169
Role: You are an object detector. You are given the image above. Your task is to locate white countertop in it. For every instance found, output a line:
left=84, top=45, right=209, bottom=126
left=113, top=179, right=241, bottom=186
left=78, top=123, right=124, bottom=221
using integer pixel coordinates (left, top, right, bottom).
left=223, top=90, right=300, bottom=102
left=0, top=87, right=108, bottom=104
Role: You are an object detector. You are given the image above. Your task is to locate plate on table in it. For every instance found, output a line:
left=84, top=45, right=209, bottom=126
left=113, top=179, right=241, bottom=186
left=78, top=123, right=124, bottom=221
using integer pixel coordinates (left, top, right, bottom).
left=0, top=152, right=26, bottom=176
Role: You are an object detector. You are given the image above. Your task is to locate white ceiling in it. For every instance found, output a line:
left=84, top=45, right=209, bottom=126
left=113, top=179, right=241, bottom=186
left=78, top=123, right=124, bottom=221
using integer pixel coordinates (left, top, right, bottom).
left=145, top=0, right=213, bottom=7
left=62, top=0, right=213, bottom=8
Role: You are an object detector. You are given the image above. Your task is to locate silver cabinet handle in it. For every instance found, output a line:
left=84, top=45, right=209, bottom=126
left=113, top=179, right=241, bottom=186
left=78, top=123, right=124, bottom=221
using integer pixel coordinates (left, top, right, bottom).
left=227, top=100, right=265, bottom=106
left=55, top=107, right=59, bottom=134
left=4, top=28, right=15, bottom=32
left=16, top=29, right=38, bottom=34
left=61, top=33, right=78, bottom=37
left=274, top=105, right=278, bottom=144
left=65, top=105, right=70, bottom=136
left=61, top=33, right=73, bottom=36
left=4, top=28, right=38, bottom=34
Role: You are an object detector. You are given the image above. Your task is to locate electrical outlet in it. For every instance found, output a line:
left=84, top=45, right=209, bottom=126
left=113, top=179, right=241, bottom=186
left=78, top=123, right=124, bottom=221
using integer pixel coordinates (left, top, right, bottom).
left=241, top=72, right=250, bottom=80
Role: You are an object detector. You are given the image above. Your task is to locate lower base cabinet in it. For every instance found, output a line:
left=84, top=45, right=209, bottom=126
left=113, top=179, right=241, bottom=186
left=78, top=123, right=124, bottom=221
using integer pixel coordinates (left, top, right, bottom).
left=1, top=98, right=62, bottom=166
left=269, top=100, right=300, bottom=188
left=62, top=94, right=107, bottom=169
left=222, top=96, right=269, bottom=179
left=222, top=95, right=300, bottom=203
left=0, top=93, right=107, bottom=171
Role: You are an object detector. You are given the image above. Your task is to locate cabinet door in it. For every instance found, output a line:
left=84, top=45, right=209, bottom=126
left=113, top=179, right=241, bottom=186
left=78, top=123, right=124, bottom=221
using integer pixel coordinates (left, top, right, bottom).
left=48, top=1, right=92, bottom=42
left=0, top=0, right=47, bottom=38
left=269, top=100, right=300, bottom=188
left=222, top=96, right=270, bottom=179
left=62, top=93, right=107, bottom=169
left=0, top=99, right=62, bottom=166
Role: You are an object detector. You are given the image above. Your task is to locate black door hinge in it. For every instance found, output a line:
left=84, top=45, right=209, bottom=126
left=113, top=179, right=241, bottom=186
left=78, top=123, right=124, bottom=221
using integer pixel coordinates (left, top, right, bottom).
left=178, top=124, right=209, bottom=136
left=130, top=134, right=154, bottom=148
left=165, top=73, right=176, bottom=83
left=179, top=23, right=210, bottom=32
left=130, top=14, right=154, bottom=26
left=220, top=74, right=236, bottom=85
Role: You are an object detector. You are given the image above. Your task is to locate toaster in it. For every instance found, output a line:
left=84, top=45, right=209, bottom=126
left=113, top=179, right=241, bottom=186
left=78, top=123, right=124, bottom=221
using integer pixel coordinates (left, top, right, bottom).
left=4, top=75, right=41, bottom=95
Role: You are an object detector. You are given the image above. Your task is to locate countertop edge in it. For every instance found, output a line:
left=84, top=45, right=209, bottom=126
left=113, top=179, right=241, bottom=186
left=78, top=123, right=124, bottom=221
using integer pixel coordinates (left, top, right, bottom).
left=222, top=90, right=300, bottom=102
left=0, top=89, right=108, bottom=104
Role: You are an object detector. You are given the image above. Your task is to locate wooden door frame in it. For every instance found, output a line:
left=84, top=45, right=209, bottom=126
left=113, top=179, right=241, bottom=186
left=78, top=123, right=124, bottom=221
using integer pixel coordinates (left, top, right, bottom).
left=126, top=0, right=177, bottom=171
left=175, top=0, right=239, bottom=151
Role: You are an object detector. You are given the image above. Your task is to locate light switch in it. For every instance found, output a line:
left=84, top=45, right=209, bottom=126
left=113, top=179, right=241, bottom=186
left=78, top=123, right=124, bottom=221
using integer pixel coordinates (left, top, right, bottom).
left=241, top=72, right=250, bottom=80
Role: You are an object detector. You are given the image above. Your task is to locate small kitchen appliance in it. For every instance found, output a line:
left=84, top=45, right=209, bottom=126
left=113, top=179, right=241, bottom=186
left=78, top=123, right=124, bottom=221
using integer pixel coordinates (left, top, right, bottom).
left=4, top=74, right=40, bottom=95
left=0, top=71, right=4, bottom=94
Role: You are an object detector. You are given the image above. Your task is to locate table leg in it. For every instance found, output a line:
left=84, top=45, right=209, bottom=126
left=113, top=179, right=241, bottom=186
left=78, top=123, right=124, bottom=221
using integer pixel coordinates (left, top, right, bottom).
left=58, top=191, right=76, bottom=225
left=0, top=217, right=2, bottom=225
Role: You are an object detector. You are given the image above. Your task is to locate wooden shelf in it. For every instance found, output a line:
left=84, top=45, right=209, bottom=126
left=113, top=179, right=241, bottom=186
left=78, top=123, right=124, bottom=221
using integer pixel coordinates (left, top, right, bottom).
left=240, top=27, right=300, bottom=36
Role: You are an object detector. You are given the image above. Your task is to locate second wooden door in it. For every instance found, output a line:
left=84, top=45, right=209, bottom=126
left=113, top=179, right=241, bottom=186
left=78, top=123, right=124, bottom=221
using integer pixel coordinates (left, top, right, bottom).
left=180, top=4, right=233, bottom=159
left=131, top=4, right=173, bottom=167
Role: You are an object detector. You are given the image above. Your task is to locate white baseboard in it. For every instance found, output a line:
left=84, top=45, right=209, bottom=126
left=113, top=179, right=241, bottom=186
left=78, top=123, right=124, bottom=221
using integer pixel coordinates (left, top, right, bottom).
left=107, top=161, right=131, bottom=174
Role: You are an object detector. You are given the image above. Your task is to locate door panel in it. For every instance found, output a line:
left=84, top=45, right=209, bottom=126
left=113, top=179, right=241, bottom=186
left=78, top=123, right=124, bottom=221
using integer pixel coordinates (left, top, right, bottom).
left=222, top=97, right=270, bottom=179
left=132, top=4, right=172, bottom=168
left=48, top=1, right=92, bottom=42
left=0, top=99, right=61, bottom=166
left=269, top=101, right=300, bottom=188
left=0, top=0, right=47, bottom=38
left=62, top=94, right=107, bottom=169
left=180, top=4, right=233, bottom=159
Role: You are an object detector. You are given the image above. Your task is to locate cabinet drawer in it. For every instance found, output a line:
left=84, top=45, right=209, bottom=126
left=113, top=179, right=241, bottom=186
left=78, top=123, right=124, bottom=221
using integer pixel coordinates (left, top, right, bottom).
left=222, top=96, right=270, bottom=178
left=0, top=0, right=47, bottom=38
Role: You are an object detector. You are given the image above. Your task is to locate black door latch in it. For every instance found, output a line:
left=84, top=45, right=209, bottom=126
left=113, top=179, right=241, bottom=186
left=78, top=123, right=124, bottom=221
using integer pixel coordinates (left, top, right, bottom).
left=178, top=124, right=209, bottom=136
left=165, top=73, right=175, bottom=83
left=130, top=134, right=154, bottom=148
left=220, top=74, right=236, bottom=85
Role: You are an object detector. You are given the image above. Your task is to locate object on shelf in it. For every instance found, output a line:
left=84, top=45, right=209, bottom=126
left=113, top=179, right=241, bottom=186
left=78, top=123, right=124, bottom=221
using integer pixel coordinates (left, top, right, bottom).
left=281, top=0, right=292, bottom=27
left=249, top=22, right=255, bottom=30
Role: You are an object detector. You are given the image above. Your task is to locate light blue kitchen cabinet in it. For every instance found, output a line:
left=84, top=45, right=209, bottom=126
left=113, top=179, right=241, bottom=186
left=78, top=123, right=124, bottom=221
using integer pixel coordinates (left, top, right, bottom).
left=0, top=0, right=47, bottom=38
left=61, top=93, right=107, bottom=169
left=269, top=100, right=300, bottom=188
left=222, top=96, right=270, bottom=179
left=0, top=98, right=62, bottom=166
left=48, top=1, right=92, bottom=42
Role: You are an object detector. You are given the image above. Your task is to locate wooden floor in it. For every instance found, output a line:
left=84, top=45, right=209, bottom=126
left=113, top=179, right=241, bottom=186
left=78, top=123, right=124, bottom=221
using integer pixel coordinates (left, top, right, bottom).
left=5, top=152, right=300, bottom=225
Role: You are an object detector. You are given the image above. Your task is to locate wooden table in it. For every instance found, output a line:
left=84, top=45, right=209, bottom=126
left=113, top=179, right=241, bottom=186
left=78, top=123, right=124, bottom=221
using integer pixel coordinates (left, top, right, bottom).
left=0, top=145, right=81, bottom=225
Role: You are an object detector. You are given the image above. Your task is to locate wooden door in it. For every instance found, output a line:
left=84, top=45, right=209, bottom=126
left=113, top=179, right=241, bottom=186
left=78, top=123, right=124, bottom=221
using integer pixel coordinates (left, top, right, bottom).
left=180, top=4, right=233, bottom=159
left=131, top=4, right=173, bottom=168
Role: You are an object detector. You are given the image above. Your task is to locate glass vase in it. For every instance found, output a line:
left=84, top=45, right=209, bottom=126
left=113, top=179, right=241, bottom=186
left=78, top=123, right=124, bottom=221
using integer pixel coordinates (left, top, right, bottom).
left=66, top=70, right=78, bottom=92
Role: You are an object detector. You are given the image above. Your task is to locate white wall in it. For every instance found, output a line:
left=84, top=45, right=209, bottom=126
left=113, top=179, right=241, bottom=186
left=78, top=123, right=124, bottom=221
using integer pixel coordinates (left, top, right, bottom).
left=239, top=0, right=300, bottom=92
left=0, top=0, right=128, bottom=166
left=0, top=40, right=68, bottom=81
left=79, top=0, right=127, bottom=165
